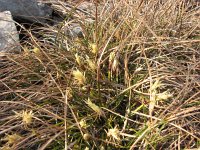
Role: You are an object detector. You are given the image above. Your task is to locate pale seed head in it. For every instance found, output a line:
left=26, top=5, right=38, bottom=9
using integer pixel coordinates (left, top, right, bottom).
left=32, top=47, right=41, bottom=56
left=86, top=56, right=96, bottom=71
left=112, top=58, right=118, bottom=72
left=86, top=98, right=105, bottom=117
left=15, top=110, right=34, bottom=125
left=84, top=147, right=90, bottom=150
left=21, top=110, right=34, bottom=125
left=109, top=51, right=115, bottom=63
left=150, top=79, right=161, bottom=91
left=79, top=119, right=87, bottom=128
left=107, top=126, right=120, bottom=141
left=4, top=133, right=22, bottom=145
left=156, top=91, right=172, bottom=101
left=83, top=133, right=91, bottom=141
left=100, top=146, right=105, bottom=150
left=75, top=53, right=81, bottom=66
left=89, top=43, right=98, bottom=54
left=73, top=70, right=86, bottom=85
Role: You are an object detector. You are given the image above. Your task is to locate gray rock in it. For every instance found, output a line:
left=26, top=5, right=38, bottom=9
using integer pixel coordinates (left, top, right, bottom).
left=0, top=11, right=20, bottom=53
left=0, top=0, right=52, bottom=23
left=67, top=23, right=83, bottom=38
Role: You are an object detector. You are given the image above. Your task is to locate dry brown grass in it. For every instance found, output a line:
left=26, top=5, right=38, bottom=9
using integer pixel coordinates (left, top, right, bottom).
left=0, top=0, right=200, bottom=149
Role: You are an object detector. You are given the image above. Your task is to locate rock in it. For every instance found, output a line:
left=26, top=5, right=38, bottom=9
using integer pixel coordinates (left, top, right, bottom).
left=67, top=23, right=83, bottom=38
left=0, top=0, right=52, bottom=23
left=0, top=11, right=20, bottom=53
left=55, top=1, right=98, bottom=38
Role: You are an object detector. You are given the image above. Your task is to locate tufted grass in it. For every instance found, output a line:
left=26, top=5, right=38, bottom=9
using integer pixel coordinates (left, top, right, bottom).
left=0, top=0, right=200, bottom=149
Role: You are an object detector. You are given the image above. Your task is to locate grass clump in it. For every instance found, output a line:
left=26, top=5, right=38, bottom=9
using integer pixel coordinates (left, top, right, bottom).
left=0, top=0, right=200, bottom=149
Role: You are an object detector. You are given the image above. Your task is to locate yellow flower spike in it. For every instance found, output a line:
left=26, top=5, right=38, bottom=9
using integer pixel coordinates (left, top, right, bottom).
left=86, top=56, right=96, bottom=71
left=75, top=53, right=81, bottom=66
left=156, top=91, right=172, bottom=101
left=89, top=43, right=98, bottom=54
left=72, top=70, right=86, bottom=85
left=86, top=98, right=105, bottom=117
left=107, top=126, right=121, bottom=142
left=4, top=133, right=22, bottom=145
